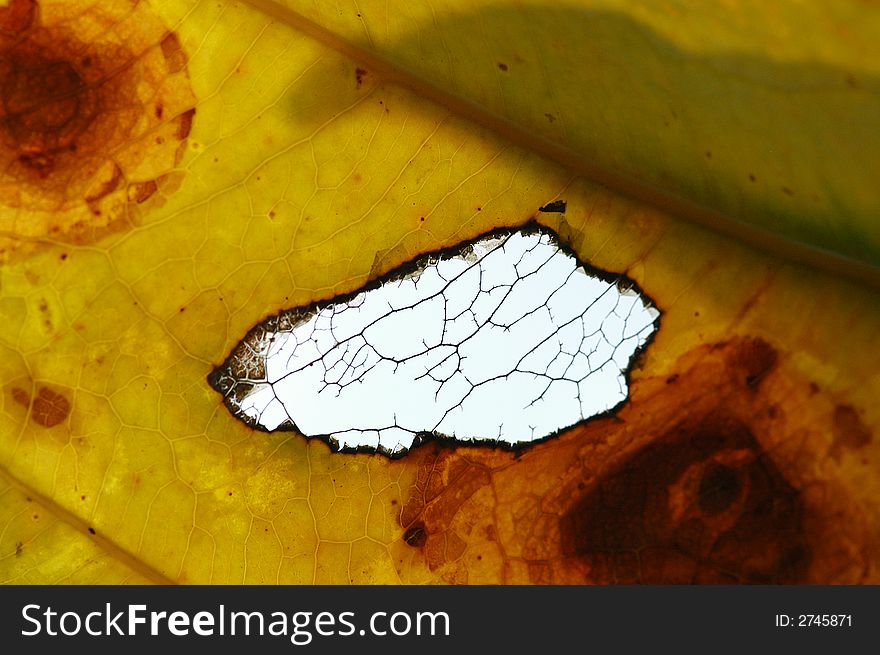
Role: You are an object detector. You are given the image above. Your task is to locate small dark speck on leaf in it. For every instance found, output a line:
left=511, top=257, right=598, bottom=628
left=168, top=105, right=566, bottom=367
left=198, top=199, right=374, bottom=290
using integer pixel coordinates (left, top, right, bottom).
left=539, top=199, right=566, bottom=213
left=88, top=527, right=96, bottom=535
left=355, top=67, right=367, bottom=86
left=782, top=187, right=794, bottom=196
left=545, top=113, right=556, bottom=122
left=749, top=174, right=756, bottom=182
left=497, top=62, right=508, bottom=71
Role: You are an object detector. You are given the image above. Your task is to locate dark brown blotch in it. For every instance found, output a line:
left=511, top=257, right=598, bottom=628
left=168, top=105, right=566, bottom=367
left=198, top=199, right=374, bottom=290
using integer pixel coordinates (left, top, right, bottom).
left=560, top=416, right=809, bottom=583
left=830, top=404, right=872, bottom=462
left=0, top=0, right=35, bottom=34
left=698, top=461, right=742, bottom=516
left=403, top=521, right=428, bottom=548
left=31, top=386, right=70, bottom=427
left=160, top=32, right=187, bottom=73
left=728, top=337, right=777, bottom=388
left=177, top=108, right=195, bottom=140
left=129, top=179, right=158, bottom=204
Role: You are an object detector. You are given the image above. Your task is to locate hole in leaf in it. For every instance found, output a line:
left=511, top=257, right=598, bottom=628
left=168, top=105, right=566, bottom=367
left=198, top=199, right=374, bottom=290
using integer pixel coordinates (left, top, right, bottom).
left=209, top=224, right=660, bottom=457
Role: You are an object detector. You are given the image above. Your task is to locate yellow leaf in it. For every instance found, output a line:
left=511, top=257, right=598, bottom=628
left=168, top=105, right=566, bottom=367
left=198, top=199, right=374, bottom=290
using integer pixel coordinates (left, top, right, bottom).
left=0, top=0, right=878, bottom=584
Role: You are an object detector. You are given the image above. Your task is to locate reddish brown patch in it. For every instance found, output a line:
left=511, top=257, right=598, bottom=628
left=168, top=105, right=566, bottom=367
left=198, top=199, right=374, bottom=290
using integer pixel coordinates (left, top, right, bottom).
left=129, top=179, right=158, bottom=204
left=355, top=67, right=367, bottom=86
left=725, top=337, right=778, bottom=388
left=830, top=404, right=872, bottom=462
left=31, top=386, right=70, bottom=427
left=85, top=163, right=122, bottom=205
left=560, top=415, right=808, bottom=583
left=0, top=0, right=35, bottom=33
left=497, top=62, right=508, bottom=71
left=0, top=0, right=197, bottom=262
left=399, top=445, right=491, bottom=572
left=160, top=32, right=187, bottom=73
left=177, top=108, right=195, bottom=140
left=11, top=387, right=30, bottom=407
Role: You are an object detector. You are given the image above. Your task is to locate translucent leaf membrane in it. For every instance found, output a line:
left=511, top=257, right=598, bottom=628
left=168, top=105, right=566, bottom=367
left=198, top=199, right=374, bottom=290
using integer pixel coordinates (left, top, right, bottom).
left=209, top=224, right=659, bottom=456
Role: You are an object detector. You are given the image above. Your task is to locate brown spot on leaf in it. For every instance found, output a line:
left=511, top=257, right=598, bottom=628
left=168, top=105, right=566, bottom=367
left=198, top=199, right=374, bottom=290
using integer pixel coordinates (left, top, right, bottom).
left=15, top=541, right=23, bottom=556
left=726, top=337, right=777, bottom=388
left=403, top=521, right=428, bottom=548
left=697, top=461, right=743, bottom=516
left=11, top=387, right=30, bottom=407
left=560, top=416, right=808, bottom=583
left=85, top=163, right=123, bottom=205
left=355, top=67, right=367, bottom=86
left=0, top=0, right=36, bottom=33
left=830, top=405, right=872, bottom=462
left=497, top=62, right=508, bottom=71
left=129, top=179, right=158, bottom=204
left=177, top=108, right=195, bottom=140
left=0, top=0, right=197, bottom=262
left=31, top=386, right=70, bottom=427
left=160, top=32, right=187, bottom=74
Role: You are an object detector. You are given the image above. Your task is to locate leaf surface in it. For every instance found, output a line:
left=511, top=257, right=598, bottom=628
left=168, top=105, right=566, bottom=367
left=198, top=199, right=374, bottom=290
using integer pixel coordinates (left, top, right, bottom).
left=1, top=0, right=878, bottom=584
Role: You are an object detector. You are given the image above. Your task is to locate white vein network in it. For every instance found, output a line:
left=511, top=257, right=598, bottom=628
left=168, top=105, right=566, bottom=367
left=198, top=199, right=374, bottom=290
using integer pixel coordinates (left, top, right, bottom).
left=209, top=225, right=660, bottom=456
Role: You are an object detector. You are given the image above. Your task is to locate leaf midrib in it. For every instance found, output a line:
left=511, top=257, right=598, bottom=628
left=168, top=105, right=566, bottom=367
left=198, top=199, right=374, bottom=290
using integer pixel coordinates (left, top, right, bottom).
left=241, top=0, right=880, bottom=290
left=0, top=463, right=174, bottom=585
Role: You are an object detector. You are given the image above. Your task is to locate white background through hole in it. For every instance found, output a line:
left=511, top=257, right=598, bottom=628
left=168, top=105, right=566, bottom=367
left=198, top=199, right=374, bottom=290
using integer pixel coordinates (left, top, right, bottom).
left=219, top=227, right=659, bottom=456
